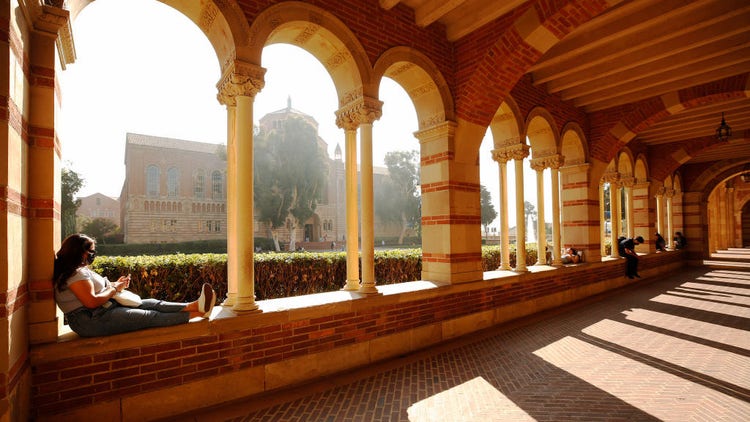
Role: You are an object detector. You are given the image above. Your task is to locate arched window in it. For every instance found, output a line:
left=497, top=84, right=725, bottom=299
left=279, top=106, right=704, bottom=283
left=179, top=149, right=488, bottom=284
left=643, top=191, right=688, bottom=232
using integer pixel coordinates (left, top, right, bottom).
left=167, top=167, right=179, bottom=198
left=212, top=171, right=223, bottom=199
left=194, top=170, right=205, bottom=199
left=146, top=165, right=160, bottom=197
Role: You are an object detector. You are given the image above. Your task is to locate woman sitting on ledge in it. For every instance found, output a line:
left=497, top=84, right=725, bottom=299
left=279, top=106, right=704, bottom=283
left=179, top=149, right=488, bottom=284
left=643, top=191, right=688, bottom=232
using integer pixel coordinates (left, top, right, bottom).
left=54, top=233, right=216, bottom=337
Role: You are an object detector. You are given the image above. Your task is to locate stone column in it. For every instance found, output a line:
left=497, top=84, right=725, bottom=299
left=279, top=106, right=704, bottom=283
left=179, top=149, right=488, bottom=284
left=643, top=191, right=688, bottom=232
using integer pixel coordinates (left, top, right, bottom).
left=549, top=155, right=563, bottom=266
left=491, top=148, right=512, bottom=270
left=726, top=184, right=735, bottom=248
left=530, top=158, right=547, bottom=265
left=223, top=104, right=237, bottom=306
left=335, top=105, right=361, bottom=291
left=655, top=187, right=665, bottom=239
left=357, top=98, right=383, bottom=295
left=217, top=61, right=265, bottom=312
left=602, top=172, right=620, bottom=258
left=621, top=177, right=635, bottom=238
left=511, top=145, right=530, bottom=272
left=665, top=188, right=674, bottom=249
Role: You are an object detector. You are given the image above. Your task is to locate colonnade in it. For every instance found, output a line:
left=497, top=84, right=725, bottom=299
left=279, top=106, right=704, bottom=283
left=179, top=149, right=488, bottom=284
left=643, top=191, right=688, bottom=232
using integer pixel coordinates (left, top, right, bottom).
left=491, top=146, right=565, bottom=271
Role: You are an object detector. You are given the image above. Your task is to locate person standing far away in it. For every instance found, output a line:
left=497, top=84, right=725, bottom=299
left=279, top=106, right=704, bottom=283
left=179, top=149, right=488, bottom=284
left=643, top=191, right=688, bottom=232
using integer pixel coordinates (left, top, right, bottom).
left=619, top=236, right=644, bottom=279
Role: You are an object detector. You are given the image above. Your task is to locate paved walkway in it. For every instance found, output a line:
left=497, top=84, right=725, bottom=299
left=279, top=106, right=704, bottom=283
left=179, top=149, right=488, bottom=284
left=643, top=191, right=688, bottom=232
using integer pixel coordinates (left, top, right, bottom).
left=173, top=255, right=750, bottom=421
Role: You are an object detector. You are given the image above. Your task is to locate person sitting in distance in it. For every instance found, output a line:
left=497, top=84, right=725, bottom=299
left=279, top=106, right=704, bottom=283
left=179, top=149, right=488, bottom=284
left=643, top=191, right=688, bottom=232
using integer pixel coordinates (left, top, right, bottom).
left=561, top=247, right=581, bottom=264
left=655, top=232, right=666, bottom=252
left=673, top=231, right=687, bottom=250
left=54, top=233, right=216, bottom=337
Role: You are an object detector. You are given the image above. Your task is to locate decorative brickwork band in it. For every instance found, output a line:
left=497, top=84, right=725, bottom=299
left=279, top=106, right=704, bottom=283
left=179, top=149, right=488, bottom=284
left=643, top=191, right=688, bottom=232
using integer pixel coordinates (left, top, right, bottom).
left=413, top=121, right=456, bottom=144
left=217, top=61, right=266, bottom=105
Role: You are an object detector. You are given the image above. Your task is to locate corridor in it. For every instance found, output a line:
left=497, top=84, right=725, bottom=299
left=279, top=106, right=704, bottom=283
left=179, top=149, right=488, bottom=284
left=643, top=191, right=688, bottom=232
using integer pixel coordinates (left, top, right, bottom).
left=171, top=251, right=750, bottom=421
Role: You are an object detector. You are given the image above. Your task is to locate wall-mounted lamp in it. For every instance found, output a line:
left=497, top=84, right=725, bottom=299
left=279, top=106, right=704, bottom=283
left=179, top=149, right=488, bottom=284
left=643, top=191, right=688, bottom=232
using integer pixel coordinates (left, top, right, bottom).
left=716, top=112, right=732, bottom=142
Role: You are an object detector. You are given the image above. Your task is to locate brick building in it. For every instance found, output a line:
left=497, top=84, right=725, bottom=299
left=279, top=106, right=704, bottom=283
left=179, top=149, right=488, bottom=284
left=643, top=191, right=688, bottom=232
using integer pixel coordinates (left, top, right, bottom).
left=75, top=192, right=119, bottom=228
left=121, top=102, right=399, bottom=245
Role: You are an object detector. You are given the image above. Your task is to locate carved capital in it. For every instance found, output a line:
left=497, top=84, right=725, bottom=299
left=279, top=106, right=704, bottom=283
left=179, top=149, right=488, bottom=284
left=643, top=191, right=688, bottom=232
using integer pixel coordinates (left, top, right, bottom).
left=216, top=61, right=266, bottom=106
left=529, top=157, right=547, bottom=172
left=655, top=186, right=666, bottom=197
left=491, top=149, right=512, bottom=164
left=334, top=95, right=383, bottom=130
left=664, top=188, right=675, bottom=198
left=601, top=171, right=619, bottom=185
left=620, top=176, right=635, bottom=188
left=507, top=144, right=530, bottom=161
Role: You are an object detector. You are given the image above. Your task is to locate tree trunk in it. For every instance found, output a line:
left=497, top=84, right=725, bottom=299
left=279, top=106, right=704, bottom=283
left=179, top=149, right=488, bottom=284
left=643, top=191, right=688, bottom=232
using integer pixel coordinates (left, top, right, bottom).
left=398, top=211, right=408, bottom=245
left=271, top=228, right=281, bottom=252
left=288, top=221, right=298, bottom=251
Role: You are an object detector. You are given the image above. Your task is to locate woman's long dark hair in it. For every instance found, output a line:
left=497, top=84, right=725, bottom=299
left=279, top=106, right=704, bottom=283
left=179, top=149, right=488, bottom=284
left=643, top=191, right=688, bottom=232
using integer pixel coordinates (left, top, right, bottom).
left=54, top=234, right=95, bottom=292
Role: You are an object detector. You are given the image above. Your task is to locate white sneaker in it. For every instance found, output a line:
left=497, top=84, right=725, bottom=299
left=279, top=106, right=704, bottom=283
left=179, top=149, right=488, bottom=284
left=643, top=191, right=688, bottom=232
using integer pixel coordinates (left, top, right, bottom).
left=198, top=283, right=216, bottom=318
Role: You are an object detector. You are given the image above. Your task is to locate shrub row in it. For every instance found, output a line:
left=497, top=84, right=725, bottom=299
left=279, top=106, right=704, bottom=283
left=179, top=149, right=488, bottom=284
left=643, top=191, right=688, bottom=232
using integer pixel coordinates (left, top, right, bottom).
left=91, top=245, right=546, bottom=301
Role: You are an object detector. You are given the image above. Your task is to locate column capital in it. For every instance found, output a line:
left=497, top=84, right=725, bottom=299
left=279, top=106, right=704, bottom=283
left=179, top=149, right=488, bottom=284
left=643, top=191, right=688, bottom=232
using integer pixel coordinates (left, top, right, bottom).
left=655, top=186, right=666, bottom=197
left=216, top=61, right=266, bottom=106
left=413, top=120, right=457, bottom=143
left=506, top=144, right=530, bottom=161
left=620, top=176, right=635, bottom=188
left=529, top=157, right=547, bottom=172
left=491, top=148, right=513, bottom=163
left=664, top=188, right=675, bottom=198
left=601, top=171, right=619, bottom=186
left=335, top=96, right=383, bottom=130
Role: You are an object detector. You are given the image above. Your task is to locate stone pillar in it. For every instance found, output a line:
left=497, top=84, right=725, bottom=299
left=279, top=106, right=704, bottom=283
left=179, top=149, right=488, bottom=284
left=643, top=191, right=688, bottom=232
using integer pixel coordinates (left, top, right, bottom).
left=621, top=177, right=635, bottom=238
left=223, top=104, right=237, bottom=306
left=560, top=163, right=597, bottom=260
left=549, top=156, right=563, bottom=266
left=633, top=180, right=651, bottom=249
left=511, top=145, right=530, bottom=272
left=530, top=158, right=547, bottom=265
left=725, top=184, right=735, bottom=248
left=27, top=4, right=74, bottom=343
left=673, top=191, right=684, bottom=240
left=599, top=182, right=607, bottom=258
left=665, top=188, right=674, bottom=249
left=357, top=98, right=382, bottom=295
left=491, top=149, right=512, bottom=270
left=217, top=61, right=265, bottom=312
left=417, top=121, right=483, bottom=283
left=602, top=172, right=620, bottom=258
left=335, top=104, right=361, bottom=290
left=655, top=187, right=665, bottom=239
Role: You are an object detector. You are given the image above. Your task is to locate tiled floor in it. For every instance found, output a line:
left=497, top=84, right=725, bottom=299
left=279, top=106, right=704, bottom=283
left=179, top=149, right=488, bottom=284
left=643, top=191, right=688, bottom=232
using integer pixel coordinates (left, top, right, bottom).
left=172, top=257, right=750, bottom=421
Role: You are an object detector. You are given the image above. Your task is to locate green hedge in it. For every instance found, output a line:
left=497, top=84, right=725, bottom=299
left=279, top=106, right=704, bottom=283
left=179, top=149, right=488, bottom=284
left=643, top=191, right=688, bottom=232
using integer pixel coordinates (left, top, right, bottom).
left=91, top=245, right=545, bottom=301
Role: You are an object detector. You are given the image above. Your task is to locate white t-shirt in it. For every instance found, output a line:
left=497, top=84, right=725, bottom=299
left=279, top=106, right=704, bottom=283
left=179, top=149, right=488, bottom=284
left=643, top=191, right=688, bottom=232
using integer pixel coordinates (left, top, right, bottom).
left=55, top=267, right=109, bottom=313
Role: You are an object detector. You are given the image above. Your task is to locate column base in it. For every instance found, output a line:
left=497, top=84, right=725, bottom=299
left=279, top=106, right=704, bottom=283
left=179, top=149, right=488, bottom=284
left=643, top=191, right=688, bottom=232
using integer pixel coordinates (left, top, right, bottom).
left=358, top=285, right=381, bottom=295
left=514, top=266, right=529, bottom=273
left=233, top=297, right=260, bottom=313
left=342, top=279, right=361, bottom=291
left=221, top=292, right=237, bottom=307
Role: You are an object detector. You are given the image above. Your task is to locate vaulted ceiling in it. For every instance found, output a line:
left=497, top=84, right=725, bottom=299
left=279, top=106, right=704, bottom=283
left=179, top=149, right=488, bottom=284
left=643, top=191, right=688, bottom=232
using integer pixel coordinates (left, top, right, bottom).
left=382, top=0, right=750, bottom=166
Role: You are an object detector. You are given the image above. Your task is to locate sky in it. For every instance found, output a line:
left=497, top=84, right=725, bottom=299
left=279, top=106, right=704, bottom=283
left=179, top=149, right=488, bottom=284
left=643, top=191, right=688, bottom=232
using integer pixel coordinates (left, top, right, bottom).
left=60, top=0, right=550, bottom=228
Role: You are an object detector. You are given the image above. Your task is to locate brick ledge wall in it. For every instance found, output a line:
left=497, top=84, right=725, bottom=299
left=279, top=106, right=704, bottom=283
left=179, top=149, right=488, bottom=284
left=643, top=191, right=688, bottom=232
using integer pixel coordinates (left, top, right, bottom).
left=30, top=251, right=686, bottom=421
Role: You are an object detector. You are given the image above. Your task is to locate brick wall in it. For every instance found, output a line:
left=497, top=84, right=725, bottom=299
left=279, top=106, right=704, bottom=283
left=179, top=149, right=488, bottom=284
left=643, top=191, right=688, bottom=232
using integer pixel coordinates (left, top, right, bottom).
left=30, top=251, right=685, bottom=419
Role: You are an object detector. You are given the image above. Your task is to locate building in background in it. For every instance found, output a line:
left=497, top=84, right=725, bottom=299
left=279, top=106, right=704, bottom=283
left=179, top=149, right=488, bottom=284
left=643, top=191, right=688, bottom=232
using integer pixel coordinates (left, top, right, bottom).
left=120, top=102, right=402, bottom=246
left=76, top=193, right=120, bottom=228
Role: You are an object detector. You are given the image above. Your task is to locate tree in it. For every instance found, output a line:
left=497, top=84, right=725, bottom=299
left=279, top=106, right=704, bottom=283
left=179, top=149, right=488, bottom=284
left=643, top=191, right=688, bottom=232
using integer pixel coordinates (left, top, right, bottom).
left=61, top=167, right=85, bottom=240
left=480, top=185, right=497, bottom=239
left=374, top=150, right=421, bottom=244
left=524, top=200, right=537, bottom=226
left=254, top=116, right=328, bottom=251
left=82, top=218, right=119, bottom=243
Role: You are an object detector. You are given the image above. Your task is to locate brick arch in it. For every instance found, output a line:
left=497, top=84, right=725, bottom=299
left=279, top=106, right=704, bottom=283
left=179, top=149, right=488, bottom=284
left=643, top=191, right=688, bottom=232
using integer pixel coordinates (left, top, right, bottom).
left=526, top=107, right=559, bottom=158
left=673, top=172, right=683, bottom=193
left=489, top=97, right=525, bottom=149
left=247, top=1, right=371, bottom=106
left=455, top=0, right=612, bottom=127
left=693, top=159, right=750, bottom=202
left=594, top=74, right=750, bottom=169
left=560, top=122, right=587, bottom=166
left=373, top=46, right=455, bottom=130
left=66, top=0, right=253, bottom=74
